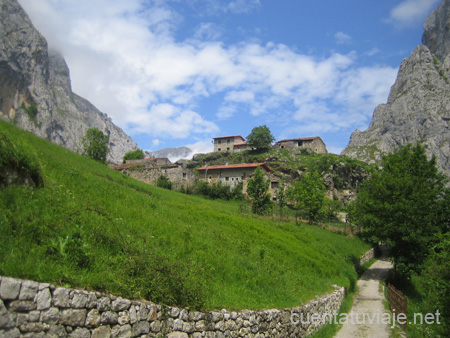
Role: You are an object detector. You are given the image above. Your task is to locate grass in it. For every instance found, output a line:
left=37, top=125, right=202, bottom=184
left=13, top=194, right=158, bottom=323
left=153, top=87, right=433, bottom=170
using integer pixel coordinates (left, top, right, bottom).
left=0, top=120, right=371, bottom=311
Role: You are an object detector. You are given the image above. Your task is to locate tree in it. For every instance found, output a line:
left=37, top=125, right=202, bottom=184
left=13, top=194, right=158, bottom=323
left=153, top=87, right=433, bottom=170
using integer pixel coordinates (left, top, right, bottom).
left=289, top=171, right=326, bottom=223
left=82, top=128, right=109, bottom=163
left=246, top=125, right=275, bottom=151
left=247, top=166, right=273, bottom=215
left=355, top=143, right=448, bottom=277
left=123, top=149, right=145, bottom=163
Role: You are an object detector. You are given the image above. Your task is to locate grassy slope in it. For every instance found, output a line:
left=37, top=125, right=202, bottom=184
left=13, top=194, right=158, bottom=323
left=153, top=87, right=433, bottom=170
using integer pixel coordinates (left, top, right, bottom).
left=0, top=120, right=371, bottom=310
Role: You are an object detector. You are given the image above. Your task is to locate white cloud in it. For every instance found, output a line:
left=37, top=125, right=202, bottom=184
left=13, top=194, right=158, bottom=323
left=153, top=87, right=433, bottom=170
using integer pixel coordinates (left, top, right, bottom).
left=18, top=0, right=397, bottom=149
left=388, top=0, right=439, bottom=27
left=334, top=32, right=352, bottom=45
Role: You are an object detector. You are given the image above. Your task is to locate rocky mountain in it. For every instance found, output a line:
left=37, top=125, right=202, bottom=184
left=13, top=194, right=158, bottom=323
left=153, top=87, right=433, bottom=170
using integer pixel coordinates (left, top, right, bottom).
left=0, top=0, right=138, bottom=163
left=342, top=0, right=450, bottom=177
left=146, top=146, right=193, bottom=162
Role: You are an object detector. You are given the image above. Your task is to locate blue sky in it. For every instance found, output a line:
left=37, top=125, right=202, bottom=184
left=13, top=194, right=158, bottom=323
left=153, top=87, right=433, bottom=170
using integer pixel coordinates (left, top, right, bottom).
left=19, top=0, right=440, bottom=156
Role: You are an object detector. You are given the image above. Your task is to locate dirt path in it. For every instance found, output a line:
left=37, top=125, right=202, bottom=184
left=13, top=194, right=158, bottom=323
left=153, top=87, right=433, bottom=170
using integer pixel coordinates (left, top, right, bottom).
left=334, top=258, right=393, bottom=338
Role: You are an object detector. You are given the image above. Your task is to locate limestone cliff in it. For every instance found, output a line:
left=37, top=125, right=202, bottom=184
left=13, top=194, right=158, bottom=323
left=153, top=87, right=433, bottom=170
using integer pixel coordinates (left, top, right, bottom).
left=0, top=0, right=138, bottom=163
left=342, top=0, right=450, bottom=177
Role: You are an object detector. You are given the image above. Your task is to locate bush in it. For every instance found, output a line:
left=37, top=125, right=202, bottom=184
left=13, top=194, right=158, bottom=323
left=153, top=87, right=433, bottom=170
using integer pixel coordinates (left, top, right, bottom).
left=156, top=175, right=173, bottom=190
left=122, top=149, right=145, bottom=163
left=82, top=128, right=109, bottom=163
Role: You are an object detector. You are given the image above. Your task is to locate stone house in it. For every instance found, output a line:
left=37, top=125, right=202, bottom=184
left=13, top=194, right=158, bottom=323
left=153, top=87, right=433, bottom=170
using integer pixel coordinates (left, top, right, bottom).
left=197, top=163, right=279, bottom=197
left=115, top=159, right=194, bottom=189
left=275, top=137, right=327, bottom=154
left=213, top=135, right=245, bottom=153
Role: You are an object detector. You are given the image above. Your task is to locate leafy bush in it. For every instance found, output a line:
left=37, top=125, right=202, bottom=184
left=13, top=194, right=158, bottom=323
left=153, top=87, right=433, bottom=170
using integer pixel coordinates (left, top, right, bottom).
left=122, top=149, right=145, bottom=163
left=156, top=175, right=173, bottom=190
left=82, top=128, right=109, bottom=163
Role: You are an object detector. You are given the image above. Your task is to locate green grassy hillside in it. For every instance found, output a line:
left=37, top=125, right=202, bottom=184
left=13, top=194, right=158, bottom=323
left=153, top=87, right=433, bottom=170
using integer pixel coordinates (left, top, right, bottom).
left=0, top=120, right=370, bottom=310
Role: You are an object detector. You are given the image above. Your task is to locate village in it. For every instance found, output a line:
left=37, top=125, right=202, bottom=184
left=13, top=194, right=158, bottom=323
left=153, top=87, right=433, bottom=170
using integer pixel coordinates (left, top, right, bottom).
left=114, top=135, right=328, bottom=198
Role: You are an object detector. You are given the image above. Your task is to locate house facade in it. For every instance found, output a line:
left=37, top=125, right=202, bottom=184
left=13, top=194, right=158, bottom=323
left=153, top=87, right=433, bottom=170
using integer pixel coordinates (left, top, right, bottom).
left=213, top=135, right=245, bottom=153
left=197, top=163, right=278, bottom=196
left=275, top=137, right=327, bottom=154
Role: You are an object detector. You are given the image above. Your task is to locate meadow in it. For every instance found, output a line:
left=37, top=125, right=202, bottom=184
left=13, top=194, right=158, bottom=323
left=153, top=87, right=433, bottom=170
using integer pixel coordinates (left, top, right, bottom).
left=0, top=120, right=371, bottom=311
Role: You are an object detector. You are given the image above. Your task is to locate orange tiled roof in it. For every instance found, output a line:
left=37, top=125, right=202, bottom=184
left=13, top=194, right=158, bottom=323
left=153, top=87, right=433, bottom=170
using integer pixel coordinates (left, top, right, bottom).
left=197, top=163, right=271, bottom=172
left=233, top=142, right=247, bottom=146
left=213, top=135, right=245, bottom=141
left=276, top=136, right=320, bottom=143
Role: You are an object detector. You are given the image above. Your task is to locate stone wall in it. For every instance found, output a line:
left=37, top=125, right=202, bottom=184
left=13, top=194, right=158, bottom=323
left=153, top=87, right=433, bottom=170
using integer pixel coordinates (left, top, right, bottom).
left=354, top=248, right=375, bottom=269
left=120, top=166, right=195, bottom=190
left=0, top=276, right=345, bottom=338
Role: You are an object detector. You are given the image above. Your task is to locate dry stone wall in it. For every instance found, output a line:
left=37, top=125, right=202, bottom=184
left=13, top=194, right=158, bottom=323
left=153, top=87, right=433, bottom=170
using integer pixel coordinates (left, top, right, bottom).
left=0, top=276, right=346, bottom=338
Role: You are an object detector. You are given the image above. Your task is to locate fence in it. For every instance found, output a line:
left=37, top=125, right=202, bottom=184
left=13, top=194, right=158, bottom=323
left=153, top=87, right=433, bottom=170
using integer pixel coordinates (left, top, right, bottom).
left=387, top=283, right=408, bottom=330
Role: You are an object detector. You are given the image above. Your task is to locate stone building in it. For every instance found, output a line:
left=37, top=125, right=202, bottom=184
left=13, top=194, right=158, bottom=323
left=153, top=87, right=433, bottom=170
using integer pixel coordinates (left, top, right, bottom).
left=213, top=135, right=245, bottom=153
left=115, top=159, right=194, bottom=189
left=275, top=137, right=327, bottom=154
left=197, top=163, right=278, bottom=196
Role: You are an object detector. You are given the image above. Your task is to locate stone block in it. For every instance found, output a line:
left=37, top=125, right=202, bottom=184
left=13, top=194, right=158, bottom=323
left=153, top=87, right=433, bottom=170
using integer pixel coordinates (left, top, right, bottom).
left=85, top=308, right=101, bottom=328
left=19, top=322, right=50, bottom=332
left=97, top=297, right=111, bottom=311
left=9, top=300, right=36, bottom=312
left=52, top=288, right=70, bottom=308
left=19, top=280, right=39, bottom=301
left=101, top=311, right=118, bottom=325
left=167, top=332, right=188, bottom=338
left=0, top=328, right=21, bottom=338
left=111, top=324, right=131, bottom=338
left=40, top=307, right=59, bottom=324
left=0, top=312, right=17, bottom=329
left=132, top=321, right=150, bottom=336
left=69, top=327, right=90, bottom=338
left=59, top=309, right=87, bottom=326
left=0, top=277, right=21, bottom=300
left=111, top=297, right=130, bottom=311
left=71, top=291, right=88, bottom=308
left=92, top=325, right=111, bottom=338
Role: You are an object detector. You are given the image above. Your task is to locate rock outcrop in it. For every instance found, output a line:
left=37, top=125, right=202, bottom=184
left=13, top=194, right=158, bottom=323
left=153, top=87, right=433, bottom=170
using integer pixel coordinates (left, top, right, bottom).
left=342, top=0, right=450, bottom=177
left=0, top=0, right=138, bottom=163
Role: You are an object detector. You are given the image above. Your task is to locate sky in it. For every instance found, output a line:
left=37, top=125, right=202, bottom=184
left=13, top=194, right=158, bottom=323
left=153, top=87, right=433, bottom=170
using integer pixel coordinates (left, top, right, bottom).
left=18, top=0, right=441, bottom=156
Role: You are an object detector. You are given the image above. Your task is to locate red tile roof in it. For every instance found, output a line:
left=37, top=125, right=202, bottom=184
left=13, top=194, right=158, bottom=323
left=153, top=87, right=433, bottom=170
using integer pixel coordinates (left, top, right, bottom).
left=233, top=142, right=247, bottom=146
left=213, top=135, right=245, bottom=141
left=197, top=163, right=271, bottom=172
left=276, top=136, right=321, bottom=143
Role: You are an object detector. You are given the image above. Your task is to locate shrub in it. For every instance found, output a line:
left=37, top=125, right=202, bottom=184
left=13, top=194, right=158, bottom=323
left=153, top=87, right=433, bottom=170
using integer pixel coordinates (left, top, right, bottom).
left=157, top=175, right=173, bottom=190
left=122, top=149, right=145, bottom=163
left=82, top=128, right=109, bottom=163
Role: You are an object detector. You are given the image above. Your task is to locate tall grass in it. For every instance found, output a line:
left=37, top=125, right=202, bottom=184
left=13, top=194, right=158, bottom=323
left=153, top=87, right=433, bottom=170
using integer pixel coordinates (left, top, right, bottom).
left=0, top=120, right=371, bottom=310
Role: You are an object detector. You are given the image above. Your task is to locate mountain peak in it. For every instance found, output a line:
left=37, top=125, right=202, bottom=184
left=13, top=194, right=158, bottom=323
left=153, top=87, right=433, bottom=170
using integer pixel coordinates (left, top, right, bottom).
left=342, top=0, right=450, bottom=177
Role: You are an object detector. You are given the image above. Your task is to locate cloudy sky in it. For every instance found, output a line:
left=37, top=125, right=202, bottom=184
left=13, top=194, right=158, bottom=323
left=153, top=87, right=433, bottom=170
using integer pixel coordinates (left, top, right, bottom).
left=19, top=0, right=440, bottom=155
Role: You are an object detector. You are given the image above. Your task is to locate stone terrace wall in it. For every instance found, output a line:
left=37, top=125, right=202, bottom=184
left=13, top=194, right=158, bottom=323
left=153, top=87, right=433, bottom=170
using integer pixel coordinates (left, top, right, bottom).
left=0, top=276, right=345, bottom=338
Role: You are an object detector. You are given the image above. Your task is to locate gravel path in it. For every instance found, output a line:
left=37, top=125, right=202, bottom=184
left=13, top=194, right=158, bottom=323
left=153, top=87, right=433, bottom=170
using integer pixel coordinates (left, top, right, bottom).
left=334, top=259, right=393, bottom=338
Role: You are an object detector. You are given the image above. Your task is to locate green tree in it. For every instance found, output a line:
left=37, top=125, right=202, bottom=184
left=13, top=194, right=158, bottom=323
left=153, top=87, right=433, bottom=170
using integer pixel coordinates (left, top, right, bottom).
left=246, top=125, right=275, bottom=151
left=122, top=149, right=145, bottom=163
left=156, top=175, right=173, bottom=190
left=355, top=143, right=448, bottom=277
left=82, top=128, right=109, bottom=163
left=420, top=232, right=450, bottom=335
left=247, top=166, right=273, bottom=215
left=290, top=171, right=326, bottom=223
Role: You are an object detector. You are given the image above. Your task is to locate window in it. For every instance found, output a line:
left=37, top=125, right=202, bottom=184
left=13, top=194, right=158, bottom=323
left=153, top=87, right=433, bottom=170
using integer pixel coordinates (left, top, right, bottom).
left=227, top=139, right=231, bottom=143
left=218, top=140, right=222, bottom=144
left=218, top=148, right=221, bottom=151
left=183, top=173, right=187, bottom=179
left=225, top=177, right=229, bottom=181
left=297, top=141, right=304, bottom=147
left=227, top=147, right=230, bottom=151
